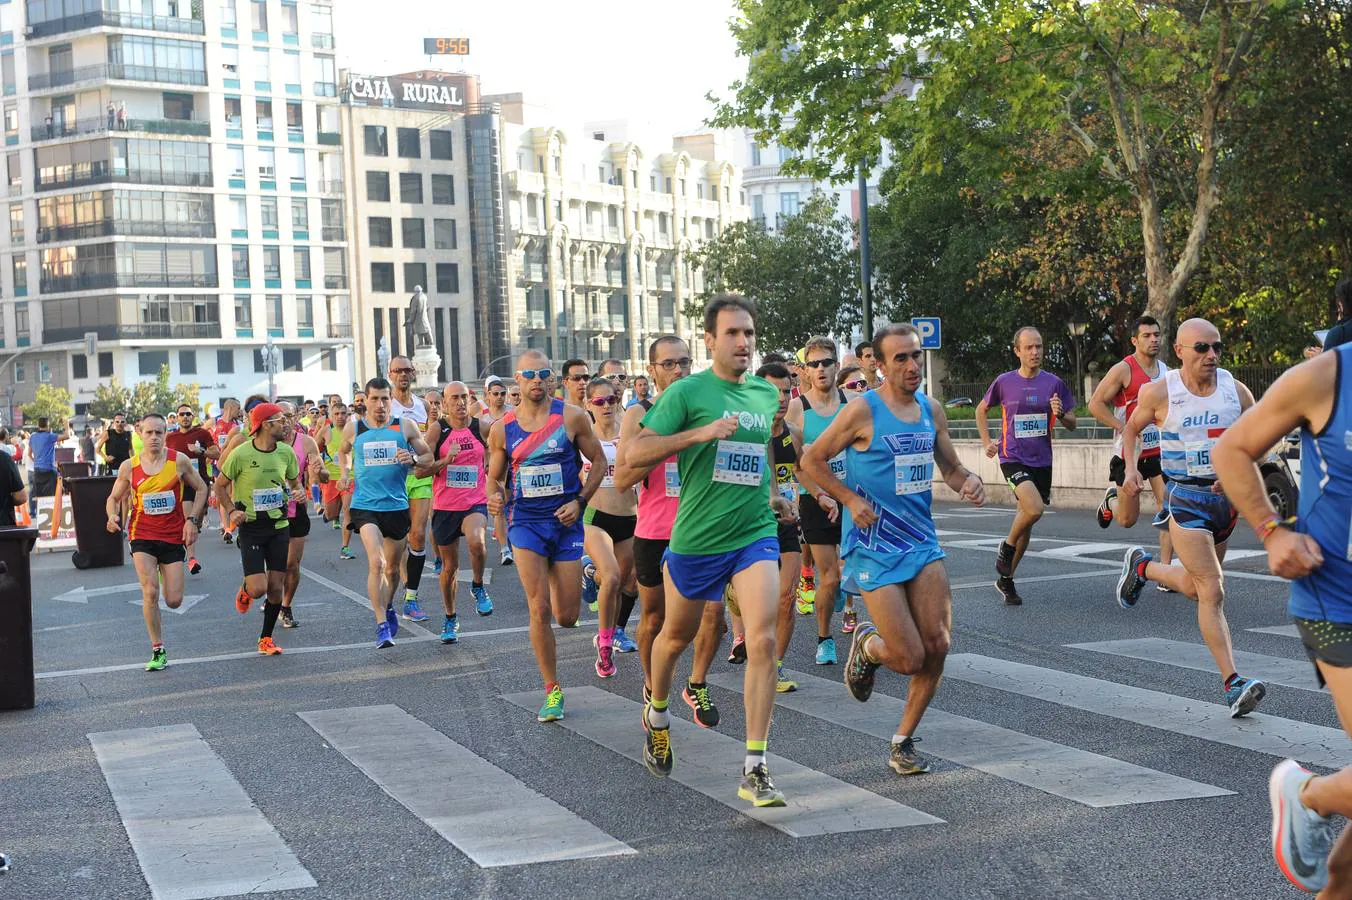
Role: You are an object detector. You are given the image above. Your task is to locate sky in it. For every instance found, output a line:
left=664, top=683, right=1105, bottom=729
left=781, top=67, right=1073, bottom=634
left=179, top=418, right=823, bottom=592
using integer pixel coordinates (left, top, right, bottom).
left=334, top=1, right=748, bottom=137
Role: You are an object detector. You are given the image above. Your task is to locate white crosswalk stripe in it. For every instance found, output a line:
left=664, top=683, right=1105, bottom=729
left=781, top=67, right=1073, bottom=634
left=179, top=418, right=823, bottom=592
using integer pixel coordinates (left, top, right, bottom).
left=502, top=686, right=944, bottom=835
left=88, top=724, right=316, bottom=900
left=299, top=704, right=634, bottom=866
left=1067, top=638, right=1320, bottom=691
left=1248, top=625, right=1300, bottom=638
left=707, top=668, right=1233, bottom=807
left=944, top=653, right=1352, bottom=768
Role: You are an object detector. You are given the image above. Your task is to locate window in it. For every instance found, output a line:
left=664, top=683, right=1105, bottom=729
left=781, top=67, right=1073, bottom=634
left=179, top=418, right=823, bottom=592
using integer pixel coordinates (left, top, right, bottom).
left=403, top=262, right=426, bottom=293
left=291, top=198, right=308, bottom=231
left=750, top=143, right=761, bottom=166
left=258, top=146, right=276, bottom=179
left=697, top=183, right=705, bottom=200
left=436, top=262, right=459, bottom=294
left=282, top=348, right=302, bottom=371
left=7, top=153, right=18, bottom=188
left=12, top=362, right=21, bottom=382
left=365, top=171, right=389, bottom=202
left=256, top=99, right=273, bottom=130
left=221, top=0, right=237, bottom=28
left=259, top=195, right=278, bottom=228
left=281, top=2, right=299, bottom=35
left=178, top=349, right=197, bottom=375
left=252, top=349, right=267, bottom=372
left=431, top=174, right=454, bottom=205
left=399, top=173, right=423, bottom=204
left=98, top=351, right=114, bottom=377
left=72, top=354, right=88, bottom=379
left=297, top=295, right=312, bottom=329
left=401, top=218, right=424, bottom=249
left=751, top=195, right=764, bottom=224
left=293, top=247, right=310, bottom=281
left=285, top=101, right=302, bottom=136
left=217, top=349, right=235, bottom=372
left=2, top=54, right=15, bottom=98
left=665, top=177, right=673, bottom=192
left=12, top=255, right=25, bottom=292
left=367, top=216, right=392, bottom=247
left=234, top=294, right=251, bottom=326
left=649, top=175, right=657, bottom=191
left=3, top=103, right=16, bottom=142
left=261, top=247, right=281, bottom=281
left=321, top=348, right=336, bottom=371
left=228, top=145, right=245, bottom=178
left=433, top=218, right=456, bottom=250
left=138, top=350, right=169, bottom=376
left=163, top=93, right=194, bottom=121
left=8, top=202, right=21, bottom=244
left=251, top=46, right=270, bottom=82
left=232, top=246, right=250, bottom=279
left=13, top=303, right=25, bottom=341
left=780, top=192, right=799, bottom=217
left=370, top=262, right=394, bottom=292
left=221, top=44, right=239, bottom=77
left=287, top=149, right=305, bottom=183
left=250, top=0, right=267, bottom=32
left=397, top=128, right=421, bottom=159
left=266, top=294, right=283, bottom=330
left=778, top=145, right=795, bottom=164
left=429, top=130, right=453, bottom=160
left=364, top=125, right=387, bottom=157
left=38, top=360, right=51, bottom=384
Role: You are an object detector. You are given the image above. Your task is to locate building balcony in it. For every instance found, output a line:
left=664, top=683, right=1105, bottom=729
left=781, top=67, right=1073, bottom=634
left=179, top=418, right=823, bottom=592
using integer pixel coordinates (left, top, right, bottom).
left=35, top=168, right=212, bottom=193
left=115, top=322, right=222, bottom=340
left=40, top=272, right=217, bottom=294
left=37, top=220, right=215, bottom=243
left=317, top=131, right=341, bottom=146
left=31, top=117, right=210, bottom=143
left=327, top=323, right=352, bottom=339
left=28, top=11, right=206, bottom=40
left=742, top=163, right=784, bottom=182
left=523, top=310, right=547, bottom=330
left=316, top=180, right=344, bottom=195
left=321, top=226, right=345, bottom=242
left=324, top=274, right=348, bottom=290
left=312, top=33, right=335, bottom=50
left=30, top=64, right=208, bottom=93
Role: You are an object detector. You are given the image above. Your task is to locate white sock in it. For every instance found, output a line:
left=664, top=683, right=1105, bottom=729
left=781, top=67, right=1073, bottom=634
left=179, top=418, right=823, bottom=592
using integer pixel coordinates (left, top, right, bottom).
left=647, top=705, right=669, bottom=729
left=744, top=753, right=765, bottom=774
left=892, top=734, right=909, bottom=745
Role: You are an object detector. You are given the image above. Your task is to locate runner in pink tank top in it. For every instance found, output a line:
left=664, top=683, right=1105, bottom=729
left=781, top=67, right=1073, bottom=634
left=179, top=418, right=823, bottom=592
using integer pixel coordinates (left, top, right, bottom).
left=281, top=402, right=325, bottom=629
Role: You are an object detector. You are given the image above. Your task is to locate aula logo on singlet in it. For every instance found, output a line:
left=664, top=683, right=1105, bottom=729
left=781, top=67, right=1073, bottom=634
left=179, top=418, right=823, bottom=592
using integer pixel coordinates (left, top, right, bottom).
left=724, top=410, right=768, bottom=431
left=1181, top=411, right=1222, bottom=428
left=883, top=432, right=933, bottom=455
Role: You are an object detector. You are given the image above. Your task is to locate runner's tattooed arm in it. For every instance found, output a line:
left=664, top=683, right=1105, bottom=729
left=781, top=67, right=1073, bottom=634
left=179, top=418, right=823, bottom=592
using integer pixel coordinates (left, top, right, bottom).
left=930, top=398, right=984, bottom=506
left=800, top=396, right=878, bottom=529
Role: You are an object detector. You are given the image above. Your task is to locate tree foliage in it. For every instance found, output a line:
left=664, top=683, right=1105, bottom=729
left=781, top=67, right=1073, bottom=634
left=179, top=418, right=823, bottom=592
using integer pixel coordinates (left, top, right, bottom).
left=687, top=192, right=860, bottom=355
left=90, top=369, right=200, bottom=422
left=21, top=385, right=74, bottom=430
left=88, top=380, right=132, bottom=421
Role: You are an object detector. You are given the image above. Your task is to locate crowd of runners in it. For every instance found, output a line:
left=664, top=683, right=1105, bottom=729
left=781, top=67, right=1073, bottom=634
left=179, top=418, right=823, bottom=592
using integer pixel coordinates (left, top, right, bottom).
left=84, top=291, right=1352, bottom=894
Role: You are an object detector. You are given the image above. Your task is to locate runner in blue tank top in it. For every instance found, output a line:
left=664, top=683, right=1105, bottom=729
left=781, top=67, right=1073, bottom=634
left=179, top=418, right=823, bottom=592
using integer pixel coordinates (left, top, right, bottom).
left=801, top=323, right=985, bottom=778
left=486, top=349, right=608, bottom=724
left=1213, top=344, right=1352, bottom=896
left=337, top=377, right=433, bottom=650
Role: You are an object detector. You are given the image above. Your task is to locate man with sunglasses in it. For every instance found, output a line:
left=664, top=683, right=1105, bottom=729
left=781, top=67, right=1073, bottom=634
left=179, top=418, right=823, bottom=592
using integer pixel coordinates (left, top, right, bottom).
left=1116, top=318, right=1266, bottom=717
left=479, top=376, right=514, bottom=565
left=507, top=384, right=521, bottom=408
left=562, top=359, right=591, bottom=408
left=388, top=355, right=434, bottom=623
left=486, top=352, right=608, bottom=722
left=976, top=327, right=1077, bottom=605
left=165, top=404, right=218, bottom=574
left=786, top=336, right=850, bottom=665
left=598, top=357, right=627, bottom=397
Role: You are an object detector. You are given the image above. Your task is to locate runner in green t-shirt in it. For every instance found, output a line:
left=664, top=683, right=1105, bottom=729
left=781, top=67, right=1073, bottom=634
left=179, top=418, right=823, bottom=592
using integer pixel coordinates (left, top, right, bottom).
left=214, top=402, right=304, bottom=656
left=625, top=293, right=795, bottom=808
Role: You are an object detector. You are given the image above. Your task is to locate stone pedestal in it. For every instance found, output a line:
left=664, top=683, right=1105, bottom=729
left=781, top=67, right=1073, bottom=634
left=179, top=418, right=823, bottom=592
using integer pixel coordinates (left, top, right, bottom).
left=412, top=345, right=442, bottom=390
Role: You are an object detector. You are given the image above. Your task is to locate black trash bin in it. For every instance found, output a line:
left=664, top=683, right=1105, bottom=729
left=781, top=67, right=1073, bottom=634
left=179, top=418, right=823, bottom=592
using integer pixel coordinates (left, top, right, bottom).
left=0, top=526, right=40, bottom=711
left=66, top=475, right=123, bottom=570
left=58, top=461, right=92, bottom=481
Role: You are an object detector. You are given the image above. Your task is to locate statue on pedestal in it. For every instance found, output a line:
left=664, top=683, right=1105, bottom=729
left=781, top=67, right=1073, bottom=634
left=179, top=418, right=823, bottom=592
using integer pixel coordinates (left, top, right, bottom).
left=405, top=286, right=434, bottom=353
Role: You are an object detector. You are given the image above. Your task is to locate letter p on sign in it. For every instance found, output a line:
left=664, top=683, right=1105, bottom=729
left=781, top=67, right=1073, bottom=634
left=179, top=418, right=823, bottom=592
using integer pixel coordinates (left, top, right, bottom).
left=910, top=317, right=942, bottom=350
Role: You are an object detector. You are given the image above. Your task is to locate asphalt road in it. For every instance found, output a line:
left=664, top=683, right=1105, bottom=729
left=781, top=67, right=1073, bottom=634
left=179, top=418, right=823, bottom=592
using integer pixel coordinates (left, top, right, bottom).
left=0, top=501, right=1334, bottom=900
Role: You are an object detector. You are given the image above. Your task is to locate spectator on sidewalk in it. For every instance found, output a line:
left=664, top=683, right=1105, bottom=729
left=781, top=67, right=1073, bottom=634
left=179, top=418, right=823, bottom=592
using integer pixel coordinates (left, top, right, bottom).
left=27, top=418, right=58, bottom=514
left=1305, top=279, right=1352, bottom=358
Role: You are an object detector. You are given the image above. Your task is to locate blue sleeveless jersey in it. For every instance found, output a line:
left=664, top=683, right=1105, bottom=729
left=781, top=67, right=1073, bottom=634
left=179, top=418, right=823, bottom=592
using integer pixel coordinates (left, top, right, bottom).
left=352, top=417, right=410, bottom=512
left=504, top=399, right=581, bottom=521
left=1291, top=345, right=1352, bottom=622
left=841, top=391, right=944, bottom=591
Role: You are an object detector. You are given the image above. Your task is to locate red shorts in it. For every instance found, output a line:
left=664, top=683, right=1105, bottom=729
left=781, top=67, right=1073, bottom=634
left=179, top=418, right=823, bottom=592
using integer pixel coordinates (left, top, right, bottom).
left=320, top=481, right=352, bottom=504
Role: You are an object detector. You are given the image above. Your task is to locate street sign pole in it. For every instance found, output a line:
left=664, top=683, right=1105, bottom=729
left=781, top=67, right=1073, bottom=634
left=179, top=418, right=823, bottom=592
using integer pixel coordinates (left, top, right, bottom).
left=910, top=317, right=942, bottom=398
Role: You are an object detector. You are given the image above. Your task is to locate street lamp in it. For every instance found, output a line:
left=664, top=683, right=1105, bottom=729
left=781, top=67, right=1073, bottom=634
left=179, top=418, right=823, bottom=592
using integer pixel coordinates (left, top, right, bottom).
left=1068, top=321, right=1088, bottom=401
left=261, top=337, right=281, bottom=402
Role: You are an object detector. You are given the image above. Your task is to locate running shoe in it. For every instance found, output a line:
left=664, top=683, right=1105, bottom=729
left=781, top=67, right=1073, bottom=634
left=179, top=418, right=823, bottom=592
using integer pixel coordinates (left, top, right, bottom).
left=738, top=763, right=785, bottom=808
left=1225, top=675, right=1267, bottom=718
left=845, top=623, right=880, bottom=702
left=727, top=636, right=747, bottom=665
left=339, top=546, right=355, bottom=560
left=1269, top=759, right=1335, bottom=894
left=889, top=737, right=930, bottom=776
left=145, top=647, right=167, bottom=672
left=683, top=682, right=720, bottom=728
left=257, top=636, right=282, bottom=655
left=385, top=603, right=399, bottom=638
left=995, top=545, right=1013, bottom=578
left=375, top=621, right=395, bottom=649
left=995, top=575, right=1022, bottom=606
left=842, top=607, right=858, bottom=634
left=593, top=634, right=616, bottom=678
left=432, top=556, right=442, bottom=576
left=643, top=722, right=673, bottom=776
left=472, top=584, right=494, bottom=616
left=816, top=637, right=838, bottom=666
left=440, top=614, right=459, bottom=644
left=222, top=530, right=234, bottom=545
left=612, top=627, right=637, bottom=653
left=796, top=575, right=815, bottom=615
left=1116, top=546, right=1151, bottom=609
left=1156, top=583, right=1177, bottom=594
left=1097, top=486, right=1117, bottom=529
left=188, top=556, right=201, bottom=575
left=581, top=556, right=599, bottom=612
left=280, top=607, right=298, bottom=629
left=775, top=662, right=798, bottom=693
left=402, top=593, right=430, bottom=622
left=500, top=546, right=514, bottom=567
left=330, top=518, right=340, bottom=530
left=538, top=685, right=564, bottom=722
left=234, top=584, right=252, bottom=615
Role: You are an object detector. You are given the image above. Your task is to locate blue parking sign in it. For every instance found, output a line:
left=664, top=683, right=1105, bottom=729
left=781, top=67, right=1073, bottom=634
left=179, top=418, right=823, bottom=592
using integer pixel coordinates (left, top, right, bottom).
left=910, top=317, right=942, bottom=350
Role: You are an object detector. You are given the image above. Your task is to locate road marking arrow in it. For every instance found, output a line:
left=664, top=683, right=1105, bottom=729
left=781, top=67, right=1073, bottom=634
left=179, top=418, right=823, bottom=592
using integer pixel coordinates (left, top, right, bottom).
left=127, top=594, right=209, bottom=615
left=52, top=584, right=143, bottom=604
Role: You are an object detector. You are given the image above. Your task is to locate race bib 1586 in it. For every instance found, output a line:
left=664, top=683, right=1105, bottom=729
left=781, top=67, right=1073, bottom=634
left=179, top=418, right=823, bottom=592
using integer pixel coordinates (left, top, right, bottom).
left=712, top=440, right=765, bottom=486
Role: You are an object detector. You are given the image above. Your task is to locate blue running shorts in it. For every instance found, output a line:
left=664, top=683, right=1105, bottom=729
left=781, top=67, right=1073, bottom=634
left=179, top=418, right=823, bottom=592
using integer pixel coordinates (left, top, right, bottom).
left=663, top=536, right=780, bottom=602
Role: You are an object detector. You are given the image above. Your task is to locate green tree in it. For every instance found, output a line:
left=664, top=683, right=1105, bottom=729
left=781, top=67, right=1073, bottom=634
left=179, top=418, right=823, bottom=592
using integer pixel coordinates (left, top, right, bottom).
left=686, top=192, right=859, bottom=355
left=21, top=384, right=74, bottom=430
left=88, top=379, right=132, bottom=421
left=126, top=366, right=200, bottom=421
left=713, top=0, right=1290, bottom=334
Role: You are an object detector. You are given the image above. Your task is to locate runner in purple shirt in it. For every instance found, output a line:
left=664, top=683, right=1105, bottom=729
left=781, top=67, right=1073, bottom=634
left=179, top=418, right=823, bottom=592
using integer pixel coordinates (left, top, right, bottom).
left=975, top=327, right=1077, bottom=604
